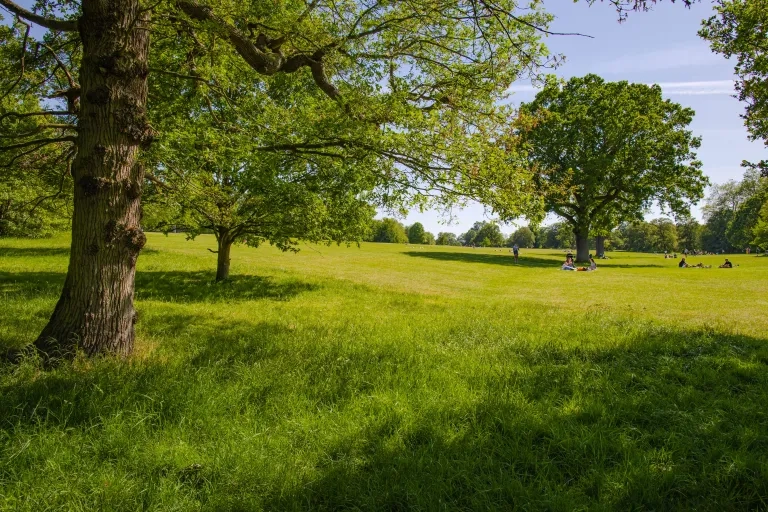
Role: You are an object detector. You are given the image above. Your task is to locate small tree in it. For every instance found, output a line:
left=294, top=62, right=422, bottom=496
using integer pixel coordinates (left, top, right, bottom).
left=509, top=227, right=535, bottom=248
left=436, top=232, right=460, bottom=246
left=676, top=218, right=703, bottom=252
left=463, top=221, right=504, bottom=247
left=727, top=187, right=767, bottom=249
left=372, top=218, right=408, bottom=244
left=650, top=218, right=678, bottom=252
left=752, top=200, right=768, bottom=250
left=407, top=223, right=426, bottom=244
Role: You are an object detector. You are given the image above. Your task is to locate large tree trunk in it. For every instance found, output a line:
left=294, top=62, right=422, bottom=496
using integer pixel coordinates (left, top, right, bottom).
left=215, top=233, right=233, bottom=282
left=35, top=0, right=151, bottom=358
left=575, top=227, right=590, bottom=263
left=595, top=235, right=606, bottom=257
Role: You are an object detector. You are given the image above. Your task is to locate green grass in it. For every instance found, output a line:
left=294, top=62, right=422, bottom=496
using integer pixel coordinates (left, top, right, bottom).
left=1, top=233, right=767, bottom=511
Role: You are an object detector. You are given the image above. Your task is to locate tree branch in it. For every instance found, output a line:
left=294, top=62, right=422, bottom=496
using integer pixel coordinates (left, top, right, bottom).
left=0, top=19, right=30, bottom=103
left=0, top=111, right=72, bottom=124
left=177, top=0, right=342, bottom=101
left=0, top=123, right=76, bottom=139
left=0, top=135, right=76, bottom=151
left=0, top=0, right=79, bottom=31
left=42, top=43, right=78, bottom=89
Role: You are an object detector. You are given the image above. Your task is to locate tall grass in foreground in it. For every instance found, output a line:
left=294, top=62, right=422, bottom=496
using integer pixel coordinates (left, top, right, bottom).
left=1, top=234, right=767, bottom=510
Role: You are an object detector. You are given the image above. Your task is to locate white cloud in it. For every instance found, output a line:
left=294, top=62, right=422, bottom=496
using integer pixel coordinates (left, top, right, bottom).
left=507, top=84, right=539, bottom=93
left=508, top=80, right=735, bottom=96
left=651, top=80, right=735, bottom=95
left=596, top=44, right=722, bottom=74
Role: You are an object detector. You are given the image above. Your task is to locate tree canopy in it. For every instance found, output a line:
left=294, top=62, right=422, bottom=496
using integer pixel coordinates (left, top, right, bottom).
left=461, top=221, right=504, bottom=247
left=509, top=226, right=535, bottom=248
left=505, top=74, right=707, bottom=260
left=0, top=0, right=562, bottom=357
left=368, top=218, right=408, bottom=244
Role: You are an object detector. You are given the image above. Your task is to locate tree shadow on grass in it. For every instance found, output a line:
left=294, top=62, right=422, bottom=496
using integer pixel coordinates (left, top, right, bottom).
left=405, top=251, right=664, bottom=269
left=0, top=269, right=317, bottom=352
left=0, top=246, right=159, bottom=258
left=0, top=247, right=70, bottom=258
left=252, top=327, right=768, bottom=511
left=1, top=312, right=767, bottom=509
left=0, top=269, right=316, bottom=304
left=135, top=271, right=319, bottom=303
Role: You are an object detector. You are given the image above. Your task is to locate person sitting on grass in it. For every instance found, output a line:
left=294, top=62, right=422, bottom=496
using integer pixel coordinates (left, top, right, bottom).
left=719, top=258, right=733, bottom=268
left=562, top=256, right=576, bottom=271
left=679, top=257, right=688, bottom=268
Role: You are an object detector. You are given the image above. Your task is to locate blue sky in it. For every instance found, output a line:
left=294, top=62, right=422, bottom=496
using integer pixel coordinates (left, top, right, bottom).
left=396, top=0, right=766, bottom=237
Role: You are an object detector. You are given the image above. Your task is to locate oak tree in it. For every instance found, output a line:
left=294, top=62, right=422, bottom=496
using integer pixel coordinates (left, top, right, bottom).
left=508, top=74, right=707, bottom=261
left=0, top=0, right=557, bottom=358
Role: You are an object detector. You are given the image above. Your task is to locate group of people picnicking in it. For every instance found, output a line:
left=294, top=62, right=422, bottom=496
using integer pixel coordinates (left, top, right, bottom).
left=561, top=253, right=597, bottom=271
left=508, top=246, right=736, bottom=270
left=679, top=257, right=734, bottom=269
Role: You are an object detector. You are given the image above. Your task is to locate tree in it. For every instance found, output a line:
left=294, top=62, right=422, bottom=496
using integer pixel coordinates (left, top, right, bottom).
left=436, top=232, right=460, bottom=246
left=152, top=104, right=376, bottom=281
left=700, top=0, right=768, bottom=175
left=676, top=218, right=703, bottom=252
left=538, top=222, right=575, bottom=249
left=407, top=223, right=426, bottom=244
left=702, top=209, right=736, bottom=253
left=370, top=218, right=408, bottom=244
left=0, top=0, right=557, bottom=358
left=623, top=222, right=654, bottom=252
left=462, top=221, right=504, bottom=247
left=752, top=200, right=768, bottom=250
left=422, top=231, right=436, bottom=245
left=508, top=74, right=707, bottom=261
left=509, top=226, right=535, bottom=248
left=649, top=218, right=678, bottom=252
left=727, top=189, right=767, bottom=250
left=701, top=169, right=765, bottom=252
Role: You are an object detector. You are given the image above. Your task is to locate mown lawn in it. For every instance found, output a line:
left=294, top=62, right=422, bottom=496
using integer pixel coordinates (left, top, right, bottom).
left=1, top=233, right=767, bottom=511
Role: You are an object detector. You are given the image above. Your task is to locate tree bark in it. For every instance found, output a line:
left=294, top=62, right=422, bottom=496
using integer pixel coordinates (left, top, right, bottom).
left=35, top=0, right=151, bottom=358
left=216, top=234, right=233, bottom=282
left=595, top=235, right=606, bottom=257
left=575, top=227, right=590, bottom=262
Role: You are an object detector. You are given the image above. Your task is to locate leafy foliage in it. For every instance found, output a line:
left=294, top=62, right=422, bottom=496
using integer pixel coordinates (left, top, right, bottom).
left=537, top=222, right=575, bottom=249
left=368, top=218, right=408, bottom=244
left=509, top=226, right=535, bottom=248
left=461, top=221, right=504, bottom=247
left=436, top=232, right=461, bottom=246
left=676, top=218, right=703, bottom=252
left=505, top=74, right=706, bottom=257
left=0, top=21, right=74, bottom=237
left=752, top=200, right=768, bottom=249
left=407, top=223, right=426, bottom=245
left=701, top=168, right=766, bottom=251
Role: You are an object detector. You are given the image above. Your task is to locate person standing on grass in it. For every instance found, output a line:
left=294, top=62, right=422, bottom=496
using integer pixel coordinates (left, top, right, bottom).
left=512, top=243, right=519, bottom=263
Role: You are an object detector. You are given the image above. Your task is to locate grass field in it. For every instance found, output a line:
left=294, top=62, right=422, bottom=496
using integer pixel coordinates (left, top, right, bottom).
left=1, top=233, right=767, bottom=510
